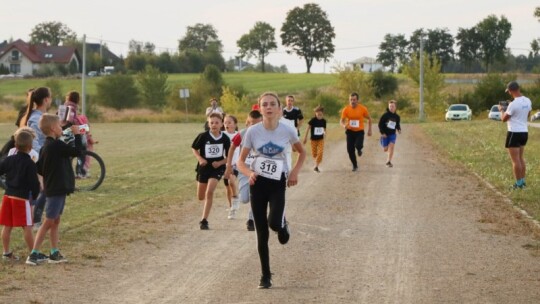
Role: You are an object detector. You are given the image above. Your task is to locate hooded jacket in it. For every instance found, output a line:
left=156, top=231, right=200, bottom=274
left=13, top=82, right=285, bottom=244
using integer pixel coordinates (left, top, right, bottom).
left=378, top=109, right=401, bottom=136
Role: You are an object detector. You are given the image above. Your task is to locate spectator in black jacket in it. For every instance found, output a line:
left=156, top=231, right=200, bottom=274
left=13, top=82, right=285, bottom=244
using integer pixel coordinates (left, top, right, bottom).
left=378, top=100, right=401, bottom=168
left=26, top=114, right=83, bottom=266
left=0, top=129, right=40, bottom=261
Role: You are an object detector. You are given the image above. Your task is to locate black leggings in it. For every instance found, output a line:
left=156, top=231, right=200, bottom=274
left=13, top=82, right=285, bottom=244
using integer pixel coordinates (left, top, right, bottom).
left=250, top=174, right=286, bottom=277
left=346, top=129, right=365, bottom=167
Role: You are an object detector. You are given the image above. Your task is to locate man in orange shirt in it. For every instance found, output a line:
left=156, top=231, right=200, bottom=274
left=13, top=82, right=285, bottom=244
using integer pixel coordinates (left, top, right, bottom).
left=340, top=92, right=372, bottom=171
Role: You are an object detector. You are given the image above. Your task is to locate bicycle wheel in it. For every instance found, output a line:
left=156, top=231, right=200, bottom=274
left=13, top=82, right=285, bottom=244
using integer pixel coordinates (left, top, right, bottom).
left=72, top=150, right=105, bottom=191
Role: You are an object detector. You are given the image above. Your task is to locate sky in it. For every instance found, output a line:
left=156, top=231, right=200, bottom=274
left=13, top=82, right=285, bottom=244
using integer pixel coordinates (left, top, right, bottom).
left=1, top=0, right=538, bottom=73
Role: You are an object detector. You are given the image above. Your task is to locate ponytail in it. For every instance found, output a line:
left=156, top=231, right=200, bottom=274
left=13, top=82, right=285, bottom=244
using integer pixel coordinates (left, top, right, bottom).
left=20, top=87, right=50, bottom=126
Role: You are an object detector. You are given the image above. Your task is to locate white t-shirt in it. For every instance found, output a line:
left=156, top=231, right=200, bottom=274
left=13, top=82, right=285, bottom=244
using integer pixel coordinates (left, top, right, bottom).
left=243, top=121, right=299, bottom=177
left=506, top=96, right=532, bottom=132
left=8, top=148, right=39, bottom=162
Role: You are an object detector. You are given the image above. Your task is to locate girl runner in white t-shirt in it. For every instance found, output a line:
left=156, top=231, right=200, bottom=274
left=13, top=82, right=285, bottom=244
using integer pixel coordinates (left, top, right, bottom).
left=237, top=92, right=306, bottom=289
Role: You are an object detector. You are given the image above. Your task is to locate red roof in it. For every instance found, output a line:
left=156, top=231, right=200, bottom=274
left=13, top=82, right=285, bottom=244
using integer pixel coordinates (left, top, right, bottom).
left=0, top=39, right=77, bottom=64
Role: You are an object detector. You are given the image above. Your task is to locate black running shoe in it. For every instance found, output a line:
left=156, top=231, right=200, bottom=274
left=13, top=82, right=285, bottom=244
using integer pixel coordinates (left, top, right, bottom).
left=246, top=219, right=255, bottom=231
left=386, top=161, right=393, bottom=168
left=200, top=219, right=209, bottom=230
left=313, top=167, right=320, bottom=173
left=26, top=252, right=47, bottom=266
left=48, top=251, right=68, bottom=264
left=258, top=275, right=272, bottom=289
left=278, top=222, right=290, bottom=245
left=357, top=151, right=363, bottom=157
left=352, top=166, right=358, bottom=172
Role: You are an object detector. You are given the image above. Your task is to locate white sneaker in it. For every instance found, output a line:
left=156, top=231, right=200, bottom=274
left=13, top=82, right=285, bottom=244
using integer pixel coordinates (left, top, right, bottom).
left=232, top=197, right=240, bottom=211
left=227, top=209, right=236, bottom=220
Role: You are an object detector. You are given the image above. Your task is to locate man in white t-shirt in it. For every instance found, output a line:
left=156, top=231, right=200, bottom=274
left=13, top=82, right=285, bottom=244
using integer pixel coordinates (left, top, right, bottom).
left=500, top=81, right=532, bottom=189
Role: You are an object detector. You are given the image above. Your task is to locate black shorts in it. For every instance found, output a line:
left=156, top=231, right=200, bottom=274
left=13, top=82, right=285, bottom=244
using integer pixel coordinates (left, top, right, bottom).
left=223, top=169, right=238, bottom=186
left=196, top=165, right=225, bottom=183
left=505, top=132, right=528, bottom=148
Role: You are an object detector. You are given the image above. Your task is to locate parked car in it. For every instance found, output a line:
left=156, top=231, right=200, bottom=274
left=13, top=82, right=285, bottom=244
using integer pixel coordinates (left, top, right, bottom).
left=445, top=104, right=472, bottom=121
left=531, top=111, right=540, bottom=122
left=87, top=71, right=98, bottom=77
left=488, top=105, right=501, bottom=120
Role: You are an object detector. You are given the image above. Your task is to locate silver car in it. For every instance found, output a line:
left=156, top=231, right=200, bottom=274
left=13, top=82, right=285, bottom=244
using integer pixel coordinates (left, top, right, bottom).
left=445, top=104, right=472, bottom=121
left=488, top=105, right=501, bottom=121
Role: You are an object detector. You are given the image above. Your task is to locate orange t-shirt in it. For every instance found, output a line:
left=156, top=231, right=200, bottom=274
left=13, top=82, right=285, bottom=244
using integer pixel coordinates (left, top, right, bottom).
left=341, top=104, right=370, bottom=131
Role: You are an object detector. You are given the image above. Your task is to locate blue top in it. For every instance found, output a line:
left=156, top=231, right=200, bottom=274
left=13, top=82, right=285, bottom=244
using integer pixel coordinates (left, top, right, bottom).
left=27, top=110, right=46, bottom=152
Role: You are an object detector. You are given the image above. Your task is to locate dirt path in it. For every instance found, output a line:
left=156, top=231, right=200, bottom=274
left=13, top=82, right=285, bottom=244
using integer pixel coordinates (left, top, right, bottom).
left=3, top=125, right=540, bottom=303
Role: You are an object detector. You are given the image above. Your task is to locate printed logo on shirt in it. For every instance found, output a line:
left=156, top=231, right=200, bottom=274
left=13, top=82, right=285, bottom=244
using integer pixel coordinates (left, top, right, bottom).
left=258, top=141, right=284, bottom=157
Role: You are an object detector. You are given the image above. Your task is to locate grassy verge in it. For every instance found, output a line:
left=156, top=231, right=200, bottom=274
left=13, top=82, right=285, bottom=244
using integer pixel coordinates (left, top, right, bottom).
left=420, top=120, right=540, bottom=220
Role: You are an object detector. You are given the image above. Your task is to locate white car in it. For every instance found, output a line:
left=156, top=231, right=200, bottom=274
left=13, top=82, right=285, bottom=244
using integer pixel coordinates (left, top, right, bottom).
left=488, top=105, right=501, bottom=121
left=531, top=111, right=540, bottom=122
left=445, top=104, right=472, bottom=121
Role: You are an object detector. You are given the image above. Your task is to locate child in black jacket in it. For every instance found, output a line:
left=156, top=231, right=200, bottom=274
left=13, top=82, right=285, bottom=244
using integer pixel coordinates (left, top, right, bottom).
left=378, top=100, right=401, bottom=168
left=26, top=114, right=83, bottom=265
left=0, top=129, right=40, bottom=261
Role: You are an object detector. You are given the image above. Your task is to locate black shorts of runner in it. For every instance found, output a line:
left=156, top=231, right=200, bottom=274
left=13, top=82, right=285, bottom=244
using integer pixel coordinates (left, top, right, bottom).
left=505, top=132, right=528, bottom=148
left=196, top=165, right=225, bottom=183
left=223, top=169, right=238, bottom=186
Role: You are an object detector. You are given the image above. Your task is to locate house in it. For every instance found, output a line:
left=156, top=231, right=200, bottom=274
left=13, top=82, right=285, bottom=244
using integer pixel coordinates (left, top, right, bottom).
left=347, top=57, right=384, bottom=73
left=85, top=42, right=120, bottom=65
left=0, top=39, right=80, bottom=76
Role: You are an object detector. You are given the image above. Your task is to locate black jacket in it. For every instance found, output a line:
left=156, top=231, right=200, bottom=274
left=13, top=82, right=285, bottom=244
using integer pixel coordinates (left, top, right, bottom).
left=378, top=109, right=401, bottom=136
left=37, top=136, right=82, bottom=196
left=0, top=152, right=40, bottom=200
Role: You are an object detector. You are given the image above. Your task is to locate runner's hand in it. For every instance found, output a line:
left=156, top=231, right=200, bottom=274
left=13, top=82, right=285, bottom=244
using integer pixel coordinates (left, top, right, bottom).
left=224, top=167, right=232, bottom=178
left=249, top=172, right=258, bottom=185
left=367, top=129, right=372, bottom=137
left=211, top=161, right=221, bottom=169
left=199, top=159, right=208, bottom=166
left=287, top=170, right=299, bottom=187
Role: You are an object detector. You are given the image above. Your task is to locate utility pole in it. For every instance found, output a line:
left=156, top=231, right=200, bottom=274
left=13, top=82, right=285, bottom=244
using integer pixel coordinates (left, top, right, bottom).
left=419, top=38, right=425, bottom=121
left=82, top=34, right=87, bottom=116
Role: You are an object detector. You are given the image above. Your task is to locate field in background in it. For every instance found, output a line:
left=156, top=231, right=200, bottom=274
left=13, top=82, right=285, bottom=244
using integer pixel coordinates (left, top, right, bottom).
left=421, top=121, right=540, bottom=220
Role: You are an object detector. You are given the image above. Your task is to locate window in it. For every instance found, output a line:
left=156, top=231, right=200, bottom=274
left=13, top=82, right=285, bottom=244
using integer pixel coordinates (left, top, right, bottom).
left=44, top=54, right=53, bottom=59
left=11, top=50, right=20, bottom=61
left=10, top=64, right=21, bottom=74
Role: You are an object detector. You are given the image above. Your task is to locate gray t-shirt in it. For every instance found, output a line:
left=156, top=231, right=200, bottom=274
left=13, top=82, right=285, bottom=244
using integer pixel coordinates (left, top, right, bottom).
left=243, top=121, right=299, bottom=175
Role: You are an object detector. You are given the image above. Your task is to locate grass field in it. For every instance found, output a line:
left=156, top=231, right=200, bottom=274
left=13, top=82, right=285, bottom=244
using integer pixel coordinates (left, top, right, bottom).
left=421, top=121, right=540, bottom=220
left=0, top=73, right=337, bottom=99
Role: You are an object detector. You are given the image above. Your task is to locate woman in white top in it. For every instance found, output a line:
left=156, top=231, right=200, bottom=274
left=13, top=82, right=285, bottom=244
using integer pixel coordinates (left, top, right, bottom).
left=237, top=92, right=306, bottom=289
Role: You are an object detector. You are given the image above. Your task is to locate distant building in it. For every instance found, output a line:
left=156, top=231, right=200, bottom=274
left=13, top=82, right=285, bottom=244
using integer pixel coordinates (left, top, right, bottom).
left=347, top=57, right=384, bottom=73
left=85, top=42, right=120, bottom=65
left=0, top=39, right=80, bottom=76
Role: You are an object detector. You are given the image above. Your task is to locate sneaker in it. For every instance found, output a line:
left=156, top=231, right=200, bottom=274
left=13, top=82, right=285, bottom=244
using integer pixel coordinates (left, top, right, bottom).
left=48, top=251, right=68, bottom=264
left=258, top=275, right=272, bottom=289
left=200, top=219, right=209, bottom=230
left=227, top=208, right=237, bottom=220
left=26, top=252, right=47, bottom=266
left=386, top=162, right=393, bottom=168
left=510, top=183, right=524, bottom=190
left=277, top=222, right=290, bottom=245
left=352, top=166, right=358, bottom=172
left=313, top=167, right=320, bottom=173
left=357, top=151, right=363, bottom=157
left=2, top=252, right=20, bottom=261
left=232, top=197, right=240, bottom=211
left=246, top=219, right=255, bottom=231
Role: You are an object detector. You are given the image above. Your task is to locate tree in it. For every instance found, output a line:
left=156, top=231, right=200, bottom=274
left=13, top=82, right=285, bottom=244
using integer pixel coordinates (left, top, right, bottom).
left=456, top=27, right=481, bottom=70
left=403, top=52, right=446, bottom=114
left=280, top=3, right=335, bottom=73
left=475, top=15, right=512, bottom=72
left=137, top=65, right=169, bottom=110
left=237, top=22, right=277, bottom=73
left=377, top=33, right=409, bottom=72
left=96, top=74, right=139, bottom=110
left=29, top=21, right=76, bottom=46
left=179, top=23, right=222, bottom=53
left=409, top=28, right=454, bottom=70
left=530, top=39, right=539, bottom=58
left=535, top=6, right=540, bottom=21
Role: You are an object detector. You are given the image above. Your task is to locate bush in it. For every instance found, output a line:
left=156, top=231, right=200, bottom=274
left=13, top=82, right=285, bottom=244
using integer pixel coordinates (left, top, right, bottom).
left=96, top=74, right=139, bottom=110
left=305, top=92, right=342, bottom=118
left=220, top=86, right=250, bottom=115
left=370, top=70, right=398, bottom=99
left=469, top=73, right=516, bottom=113
left=137, top=65, right=170, bottom=110
left=334, top=65, right=374, bottom=101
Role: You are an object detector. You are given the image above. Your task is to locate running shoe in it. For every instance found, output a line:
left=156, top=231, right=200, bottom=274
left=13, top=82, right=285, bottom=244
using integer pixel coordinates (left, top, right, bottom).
left=258, top=275, right=272, bottom=289
left=227, top=209, right=237, bottom=220
left=246, top=219, right=255, bottom=231
left=386, top=162, right=393, bottom=168
left=2, top=252, right=20, bottom=261
left=352, top=166, right=358, bottom=172
left=26, top=252, right=47, bottom=266
left=48, top=251, right=68, bottom=264
left=278, top=222, right=290, bottom=245
left=313, top=167, right=320, bottom=173
left=357, top=151, right=363, bottom=157
left=200, top=219, right=209, bottom=230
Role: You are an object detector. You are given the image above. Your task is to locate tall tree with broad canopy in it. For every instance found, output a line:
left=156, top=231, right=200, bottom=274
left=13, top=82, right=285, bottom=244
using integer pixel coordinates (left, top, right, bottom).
left=29, top=21, right=77, bottom=46
left=280, top=3, right=335, bottom=73
left=456, top=27, right=481, bottom=71
left=237, top=22, right=277, bottom=73
left=377, top=33, right=409, bottom=72
left=475, top=15, right=512, bottom=72
left=409, top=28, right=454, bottom=70
left=179, top=23, right=223, bottom=53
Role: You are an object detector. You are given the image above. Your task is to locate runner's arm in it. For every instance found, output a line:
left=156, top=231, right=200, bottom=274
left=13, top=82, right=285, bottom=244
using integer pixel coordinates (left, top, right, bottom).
left=237, top=147, right=257, bottom=185
left=288, top=141, right=306, bottom=187
left=303, top=125, right=310, bottom=144
left=192, top=148, right=207, bottom=166
left=366, top=114, right=373, bottom=136
left=224, top=143, right=238, bottom=177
